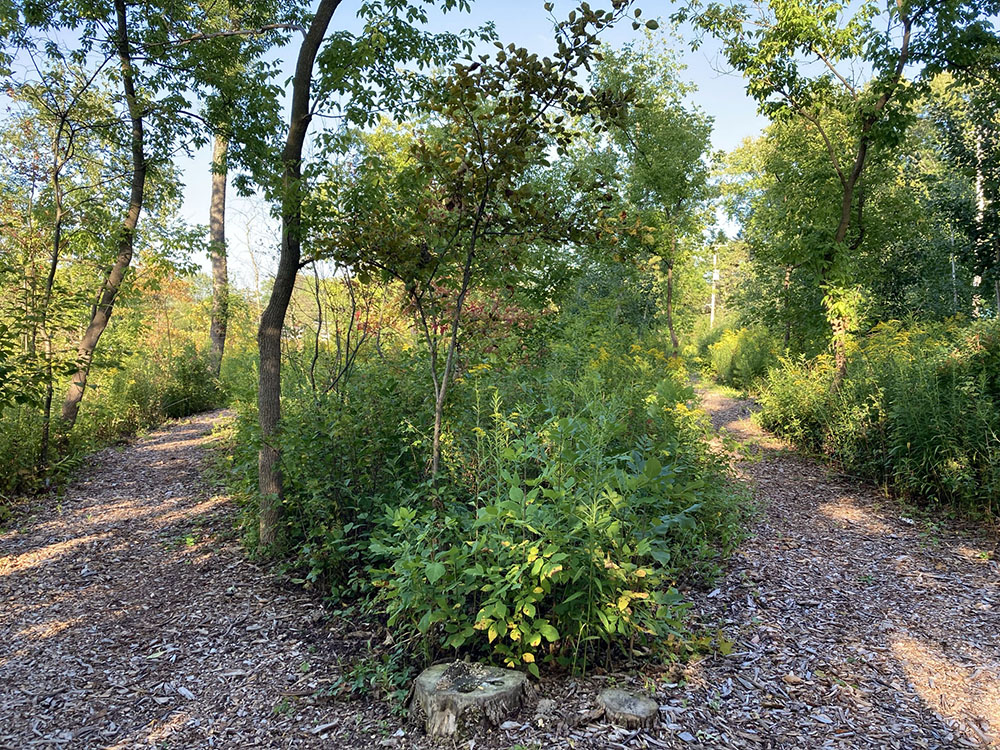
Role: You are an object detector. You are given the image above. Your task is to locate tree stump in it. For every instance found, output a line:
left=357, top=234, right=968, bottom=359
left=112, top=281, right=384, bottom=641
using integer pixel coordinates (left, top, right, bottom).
left=410, top=661, right=529, bottom=737
left=596, top=687, right=659, bottom=729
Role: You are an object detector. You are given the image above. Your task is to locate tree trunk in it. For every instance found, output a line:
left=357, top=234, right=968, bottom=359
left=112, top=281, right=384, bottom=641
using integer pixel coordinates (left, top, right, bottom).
left=257, top=0, right=342, bottom=550
left=40, top=130, right=66, bottom=468
left=826, top=145, right=867, bottom=390
left=38, top=156, right=63, bottom=470
left=430, top=247, right=475, bottom=477
left=428, top=183, right=490, bottom=477
left=782, top=264, right=792, bottom=348
left=60, top=0, right=146, bottom=433
left=817, top=13, right=910, bottom=389
left=209, top=133, right=229, bottom=376
left=664, top=252, right=679, bottom=356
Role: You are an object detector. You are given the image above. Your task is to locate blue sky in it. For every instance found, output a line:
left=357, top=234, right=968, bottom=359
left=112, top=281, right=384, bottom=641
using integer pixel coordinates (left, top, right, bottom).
left=180, top=0, right=766, bottom=285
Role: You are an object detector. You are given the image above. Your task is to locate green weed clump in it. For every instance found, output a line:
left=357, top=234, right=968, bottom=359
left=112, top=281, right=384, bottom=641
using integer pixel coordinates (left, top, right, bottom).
left=684, top=318, right=728, bottom=369
left=224, top=323, right=746, bottom=675
left=757, top=320, right=1000, bottom=513
left=708, top=326, right=778, bottom=390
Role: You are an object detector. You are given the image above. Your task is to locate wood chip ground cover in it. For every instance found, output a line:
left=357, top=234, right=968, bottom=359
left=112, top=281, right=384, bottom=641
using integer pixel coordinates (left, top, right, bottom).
left=2, top=396, right=998, bottom=748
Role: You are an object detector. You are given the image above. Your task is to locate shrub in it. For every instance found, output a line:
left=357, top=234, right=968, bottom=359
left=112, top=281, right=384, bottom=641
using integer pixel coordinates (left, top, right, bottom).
left=370, top=375, right=734, bottom=674
left=161, top=344, right=223, bottom=418
left=224, top=322, right=746, bottom=674
left=709, top=327, right=777, bottom=389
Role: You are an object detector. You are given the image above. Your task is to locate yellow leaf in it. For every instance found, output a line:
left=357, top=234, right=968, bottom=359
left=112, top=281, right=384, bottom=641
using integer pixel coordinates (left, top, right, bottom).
left=522, top=652, right=535, bottom=663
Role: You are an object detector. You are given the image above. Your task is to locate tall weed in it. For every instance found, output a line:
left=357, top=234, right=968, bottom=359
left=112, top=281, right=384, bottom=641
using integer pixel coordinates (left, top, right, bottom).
left=758, top=320, right=1000, bottom=513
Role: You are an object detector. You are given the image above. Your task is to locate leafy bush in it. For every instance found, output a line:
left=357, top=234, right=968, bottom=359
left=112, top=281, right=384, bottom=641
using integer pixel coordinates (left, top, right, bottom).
left=161, top=344, right=222, bottom=418
left=371, top=377, right=733, bottom=674
left=757, top=320, right=1000, bottom=513
left=224, top=321, right=746, bottom=674
left=709, top=327, right=778, bottom=389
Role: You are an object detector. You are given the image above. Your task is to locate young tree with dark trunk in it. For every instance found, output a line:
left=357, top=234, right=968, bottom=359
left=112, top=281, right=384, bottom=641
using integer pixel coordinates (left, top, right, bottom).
left=253, top=0, right=497, bottom=547
left=60, top=0, right=146, bottom=432
left=256, top=0, right=343, bottom=550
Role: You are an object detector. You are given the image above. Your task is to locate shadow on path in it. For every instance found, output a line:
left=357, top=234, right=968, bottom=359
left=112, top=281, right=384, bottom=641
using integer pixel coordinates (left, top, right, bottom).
left=673, top=383, right=1000, bottom=748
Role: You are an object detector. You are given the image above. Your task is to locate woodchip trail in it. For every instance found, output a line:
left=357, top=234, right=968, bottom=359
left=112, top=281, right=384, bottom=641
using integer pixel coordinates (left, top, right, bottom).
left=2, top=395, right=998, bottom=749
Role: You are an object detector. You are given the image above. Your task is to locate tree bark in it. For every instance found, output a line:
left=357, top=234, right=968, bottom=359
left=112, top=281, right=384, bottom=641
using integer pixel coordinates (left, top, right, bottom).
left=60, top=0, right=145, bottom=433
left=430, top=246, right=475, bottom=477
left=782, top=264, right=792, bottom=348
left=664, top=250, right=679, bottom=356
left=257, top=0, right=342, bottom=550
left=209, top=132, right=229, bottom=376
left=40, top=122, right=67, bottom=468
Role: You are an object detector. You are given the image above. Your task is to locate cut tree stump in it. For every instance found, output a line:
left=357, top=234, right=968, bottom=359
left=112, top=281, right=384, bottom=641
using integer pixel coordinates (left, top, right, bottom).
left=410, top=661, right=529, bottom=737
left=596, top=687, right=659, bottom=729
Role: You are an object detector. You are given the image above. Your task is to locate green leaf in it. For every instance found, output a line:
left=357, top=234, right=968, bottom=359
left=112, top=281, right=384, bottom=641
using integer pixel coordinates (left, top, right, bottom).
left=426, top=561, right=446, bottom=584
left=539, top=623, right=559, bottom=642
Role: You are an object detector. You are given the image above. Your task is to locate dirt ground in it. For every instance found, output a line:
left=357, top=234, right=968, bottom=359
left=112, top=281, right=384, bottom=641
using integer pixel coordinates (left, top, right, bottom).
left=2, top=394, right=999, bottom=749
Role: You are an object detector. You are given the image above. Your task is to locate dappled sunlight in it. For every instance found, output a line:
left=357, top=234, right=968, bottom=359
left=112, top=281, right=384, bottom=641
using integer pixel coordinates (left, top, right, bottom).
left=818, top=497, right=895, bottom=535
left=135, top=434, right=214, bottom=453
left=148, top=495, right=229, bottom=529
left=954, top=544, right=993, bottom=564
left=16, top=617, right=80, bottom=641
left=0, top=532, right=112, bottom=578
left=107, top=710, right=193, bottom=749
left=892, top=633, right=1000, bottom=746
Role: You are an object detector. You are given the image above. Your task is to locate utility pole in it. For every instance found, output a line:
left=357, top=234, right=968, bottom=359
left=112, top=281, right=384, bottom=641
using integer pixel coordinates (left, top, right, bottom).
left=951, top=232, right=958, bottom=314
left=710, top=252, right=718, bottom=328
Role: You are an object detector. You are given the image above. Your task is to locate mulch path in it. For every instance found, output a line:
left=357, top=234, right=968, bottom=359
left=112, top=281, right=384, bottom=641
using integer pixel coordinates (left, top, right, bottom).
left=3, top=396, right=999, bottom=749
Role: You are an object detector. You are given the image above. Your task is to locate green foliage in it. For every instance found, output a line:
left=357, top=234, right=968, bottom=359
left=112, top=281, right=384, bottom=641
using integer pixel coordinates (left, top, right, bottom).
left=757, top=320, right=1000, bottom=513
left=708, top=327, right=778, bottom=390
left=687, top=318, right=728, bottom=367
left=223, top=311, right=745, bottom=674
left=161, top=344, right=222, bottom=418
left=0, top=274, right=229, bottom=503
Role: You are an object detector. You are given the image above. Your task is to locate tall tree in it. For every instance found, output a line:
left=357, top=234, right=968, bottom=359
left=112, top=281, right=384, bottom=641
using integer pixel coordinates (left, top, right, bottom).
left=209, top=133, right=229, bottom=374
left=3, top=0, right=294, bottom=439
left=257, top=0, right=343, bottom=550
left=60, top=0, right=146, bottom=431
left=254, top=0, right=493, bottom=548
left=593, top=39, right=712, bottom=355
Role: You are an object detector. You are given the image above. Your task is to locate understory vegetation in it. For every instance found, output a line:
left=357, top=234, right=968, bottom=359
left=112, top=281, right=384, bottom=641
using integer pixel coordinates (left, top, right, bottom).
left=758, top=322, right=1000, bottom=514
left=0, top=273, right=228, bottom=504
left=224, top=308, right=745, bottom=673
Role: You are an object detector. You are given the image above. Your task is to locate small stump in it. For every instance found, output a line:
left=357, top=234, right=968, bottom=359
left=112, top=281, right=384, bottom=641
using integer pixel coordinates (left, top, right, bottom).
left=410, top=661, right=529, bottom=737
left=597, top=687, right=659, bottom=729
